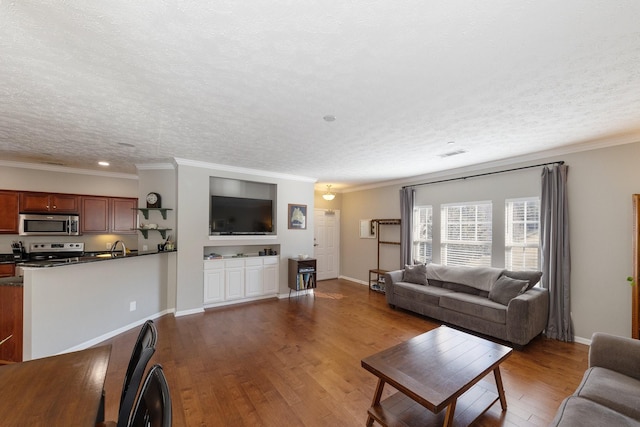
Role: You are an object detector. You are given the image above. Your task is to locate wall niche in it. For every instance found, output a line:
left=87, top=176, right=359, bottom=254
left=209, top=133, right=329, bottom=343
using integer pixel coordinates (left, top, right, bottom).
left=209, top=177, right=277, bottom=236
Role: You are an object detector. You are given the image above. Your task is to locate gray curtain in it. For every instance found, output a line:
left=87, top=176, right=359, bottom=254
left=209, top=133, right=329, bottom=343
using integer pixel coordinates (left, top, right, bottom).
left=400, top=187, right=415, bottom=266
left=540, top=164, right=573, bottom=342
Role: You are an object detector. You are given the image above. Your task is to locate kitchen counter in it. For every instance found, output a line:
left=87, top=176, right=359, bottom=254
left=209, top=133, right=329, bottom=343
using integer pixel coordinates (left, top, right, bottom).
left=0, top=276, right=23, bottom=286
left=20, top=250, right=177, bottom=359
left=18, top=249, right=177, bottom=268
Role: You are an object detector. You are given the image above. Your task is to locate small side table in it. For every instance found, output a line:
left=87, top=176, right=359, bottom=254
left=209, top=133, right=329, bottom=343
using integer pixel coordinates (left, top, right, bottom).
left=369, top=269, right=387, bottom=293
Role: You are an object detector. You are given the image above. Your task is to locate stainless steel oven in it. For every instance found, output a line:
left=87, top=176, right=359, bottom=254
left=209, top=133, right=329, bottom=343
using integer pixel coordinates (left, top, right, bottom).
left=19, top=214, right=80, bottom=236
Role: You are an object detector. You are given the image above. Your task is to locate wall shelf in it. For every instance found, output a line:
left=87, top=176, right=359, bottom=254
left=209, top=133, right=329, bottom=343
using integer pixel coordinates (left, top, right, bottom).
left=135, top=228, right=172, bottom=239
left=134, top=208, right=173, bottom=220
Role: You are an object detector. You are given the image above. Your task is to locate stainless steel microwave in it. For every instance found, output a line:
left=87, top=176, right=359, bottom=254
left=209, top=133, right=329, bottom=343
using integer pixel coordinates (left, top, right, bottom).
left=19, top=213, right=80, bottom=236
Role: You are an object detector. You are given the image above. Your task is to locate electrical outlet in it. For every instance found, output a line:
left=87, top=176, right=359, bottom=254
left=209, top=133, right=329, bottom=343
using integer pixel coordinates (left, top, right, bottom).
left=130, top=301, right=136, bottom=312
left=142, top=245, right=148, bottom=251
left=106, top=242, right=113, bottom=250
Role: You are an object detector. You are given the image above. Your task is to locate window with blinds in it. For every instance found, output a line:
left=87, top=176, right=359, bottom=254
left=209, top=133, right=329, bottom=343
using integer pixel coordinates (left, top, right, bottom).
left=412, top=206, right=433, bottom=264
left=505, top=198, right=540, bottom=270
left=441, top=201, right=492, bottom=267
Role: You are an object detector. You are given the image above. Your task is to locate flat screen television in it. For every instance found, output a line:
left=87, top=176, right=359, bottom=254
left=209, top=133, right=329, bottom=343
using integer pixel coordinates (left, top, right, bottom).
left=210, top=196, right=274, bottom=235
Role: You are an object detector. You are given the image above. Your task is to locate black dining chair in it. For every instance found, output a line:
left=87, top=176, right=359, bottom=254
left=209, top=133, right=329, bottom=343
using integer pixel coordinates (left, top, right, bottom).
left=97, top=319, right=158, bottom=427
left=129, top=364, right=172, bottom=427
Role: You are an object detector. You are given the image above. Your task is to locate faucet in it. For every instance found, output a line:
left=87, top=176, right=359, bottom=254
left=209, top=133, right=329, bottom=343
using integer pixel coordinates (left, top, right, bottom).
left=111, top=240, right=127, bottom=257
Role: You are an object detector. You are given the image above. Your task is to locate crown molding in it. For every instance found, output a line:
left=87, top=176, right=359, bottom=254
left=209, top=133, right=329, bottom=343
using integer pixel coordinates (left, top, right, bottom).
left=343, top=137, right=640, bottom=193
left=0, top=160, right=138, bottom=180
left=135, top=162, right=175, bottom=171
left=173, top=157, right=317, bottom=183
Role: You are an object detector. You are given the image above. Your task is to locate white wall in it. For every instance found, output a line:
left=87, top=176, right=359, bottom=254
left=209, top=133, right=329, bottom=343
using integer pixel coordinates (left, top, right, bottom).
left=341, top=141, right=640, bottom=341
left=22, top=253, right=172, bottom=359
left=173, top=160, right=316, bottom=314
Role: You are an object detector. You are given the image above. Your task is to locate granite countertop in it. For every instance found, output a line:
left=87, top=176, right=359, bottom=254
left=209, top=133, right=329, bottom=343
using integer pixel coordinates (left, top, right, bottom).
left=0, top=276, right=23, bottom=286
left=17, top=249, right=177, bottom=268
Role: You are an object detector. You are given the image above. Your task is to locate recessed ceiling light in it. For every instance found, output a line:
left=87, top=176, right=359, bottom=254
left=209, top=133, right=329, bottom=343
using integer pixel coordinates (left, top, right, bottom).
left=323, top=115, right=336, bottom=122
left=98, top=161, right=110, bottom=166
left=447, top=141, right=455, bottom=145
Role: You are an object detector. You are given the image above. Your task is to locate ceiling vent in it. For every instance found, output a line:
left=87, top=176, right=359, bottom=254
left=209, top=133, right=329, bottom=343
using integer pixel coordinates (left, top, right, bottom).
left=438, top=149, right=467, bottom=158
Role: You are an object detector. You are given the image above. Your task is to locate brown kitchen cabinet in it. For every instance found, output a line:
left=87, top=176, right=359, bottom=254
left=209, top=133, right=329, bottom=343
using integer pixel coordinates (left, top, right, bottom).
left=81, top=196, right=137, bottom=234
left=0, top=285, right=23, bottom=362
left=0, top=191, right=19, bottom=233
left=111, top=198, right=137, bottom=234
left=0, top=264, right=15, bottom=278
left=20, top=192, right=79, bottom=213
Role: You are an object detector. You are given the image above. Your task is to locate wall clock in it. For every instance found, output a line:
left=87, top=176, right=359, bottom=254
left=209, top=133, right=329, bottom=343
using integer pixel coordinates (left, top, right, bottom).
left=146, top=192, right=161, bottom=208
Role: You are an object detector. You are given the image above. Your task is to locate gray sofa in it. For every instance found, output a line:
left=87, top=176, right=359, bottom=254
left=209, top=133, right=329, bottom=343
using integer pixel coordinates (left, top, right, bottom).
left=384, top=263, right=549, bottom=346
left=550, top=332, right=640, bottom=426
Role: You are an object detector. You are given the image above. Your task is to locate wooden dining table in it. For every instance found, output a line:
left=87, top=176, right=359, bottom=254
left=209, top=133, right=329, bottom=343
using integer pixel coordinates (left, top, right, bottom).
left=0, top=344, right=112, bottom=427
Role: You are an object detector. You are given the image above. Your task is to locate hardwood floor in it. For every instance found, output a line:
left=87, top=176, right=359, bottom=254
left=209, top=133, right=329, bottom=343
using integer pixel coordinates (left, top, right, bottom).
left=99, top=279, right=588, bottom=426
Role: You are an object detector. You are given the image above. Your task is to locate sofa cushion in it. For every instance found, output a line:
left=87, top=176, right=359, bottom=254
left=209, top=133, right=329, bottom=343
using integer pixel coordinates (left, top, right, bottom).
left=394, top=282, right=454, bottom=306
left=403, top=264, right=428, bottom=285
left=442, top=281, right=489, bottom=297
left=502, top=270, right=543, bottom=290
left=439, top=293, right=506, bottom=324
left=550, top=396, right=640, bottom=427
left=576, top=367, right=640, bottom=420
left=488, top=276, right=529, bottom=305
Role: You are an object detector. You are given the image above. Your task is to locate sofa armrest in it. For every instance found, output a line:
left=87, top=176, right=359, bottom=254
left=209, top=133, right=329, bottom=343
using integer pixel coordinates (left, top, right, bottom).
left=384, top=270, right=404, bottom=306
left=590, top=332, right=640, bottom=381
left=506, top=287, right=549, bottom=346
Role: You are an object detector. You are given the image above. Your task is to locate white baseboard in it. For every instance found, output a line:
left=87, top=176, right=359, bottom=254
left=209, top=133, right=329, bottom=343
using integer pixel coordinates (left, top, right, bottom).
left=339, top=275, right=367, bottom=286
left=59, top=309, right=173, bottom=355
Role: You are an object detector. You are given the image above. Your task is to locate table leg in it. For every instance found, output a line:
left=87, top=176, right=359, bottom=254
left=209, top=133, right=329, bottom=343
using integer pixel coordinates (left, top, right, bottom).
left=443, top=400, right=457, bottom=427
left=366, top=378, right=386, bottom=427
left=493, top=366, right=507, bottom=410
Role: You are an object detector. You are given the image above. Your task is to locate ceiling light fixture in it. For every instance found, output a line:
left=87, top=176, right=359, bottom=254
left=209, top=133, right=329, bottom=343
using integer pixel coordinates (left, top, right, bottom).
left=98, top=161, right=110, bottom=166
left=322, top=184, right=336, bottom=201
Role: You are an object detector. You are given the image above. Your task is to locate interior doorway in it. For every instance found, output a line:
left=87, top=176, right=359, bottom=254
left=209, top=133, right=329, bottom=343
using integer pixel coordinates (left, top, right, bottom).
left=633, top=194, right=640, bottom=339
left=314, top=209, right=340, bottom=280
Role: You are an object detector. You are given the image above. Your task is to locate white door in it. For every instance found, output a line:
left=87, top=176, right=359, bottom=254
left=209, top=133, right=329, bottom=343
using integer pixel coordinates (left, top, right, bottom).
left=314, top=209, right=340, bottom=280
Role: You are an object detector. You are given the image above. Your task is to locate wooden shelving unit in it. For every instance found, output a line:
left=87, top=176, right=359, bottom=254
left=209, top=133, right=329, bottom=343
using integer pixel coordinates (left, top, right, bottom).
left=369, top=219, right=401, bottom=293
left=288, top=258, right=317, bottom=298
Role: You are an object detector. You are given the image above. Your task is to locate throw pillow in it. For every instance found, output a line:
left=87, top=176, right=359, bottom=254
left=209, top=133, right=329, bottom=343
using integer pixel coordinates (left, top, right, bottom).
left=489, top=276, right=529, bottom=305
left=502, top=270, right=543, bottom=290
left=403, top=264, right=428, bottom=286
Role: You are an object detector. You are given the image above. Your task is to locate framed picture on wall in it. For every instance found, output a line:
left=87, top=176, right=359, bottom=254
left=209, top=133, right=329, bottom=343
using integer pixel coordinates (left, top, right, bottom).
left=288, top=204, right=307, bottom=229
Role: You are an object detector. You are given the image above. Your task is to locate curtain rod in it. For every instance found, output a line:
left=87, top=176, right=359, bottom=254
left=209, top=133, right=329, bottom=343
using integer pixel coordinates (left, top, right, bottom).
left=402, top=160, right=565, bottom=189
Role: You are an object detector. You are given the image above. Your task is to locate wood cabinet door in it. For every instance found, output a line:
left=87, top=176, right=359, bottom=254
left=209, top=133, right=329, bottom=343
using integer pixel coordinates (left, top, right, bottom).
left=19, top=192, right=78, bottom=213
left=19, top=192, right=50, bottom=212
left=81, top=197, right=109, bottom=233
left=0, top=285, right=23, bottom=362
left=111, top=198, right=137, bottom=234
left=0, top=191, right=19, bottom=233
left=0, top=264, right=15, bottom=278
left=50, top=194, right=79, bottom=213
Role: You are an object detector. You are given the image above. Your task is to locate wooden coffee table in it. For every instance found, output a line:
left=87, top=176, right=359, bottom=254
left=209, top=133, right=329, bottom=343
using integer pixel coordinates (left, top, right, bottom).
left=361, top=326, right=512, bottom=427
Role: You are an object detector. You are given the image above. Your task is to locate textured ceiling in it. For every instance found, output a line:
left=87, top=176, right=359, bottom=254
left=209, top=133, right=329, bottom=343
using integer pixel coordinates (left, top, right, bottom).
left=1, top=1, right=640, bottom=190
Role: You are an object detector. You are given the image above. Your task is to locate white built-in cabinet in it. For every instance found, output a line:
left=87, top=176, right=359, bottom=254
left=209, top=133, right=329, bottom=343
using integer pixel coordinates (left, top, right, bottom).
left=204, top=256, right=279, bottom=306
